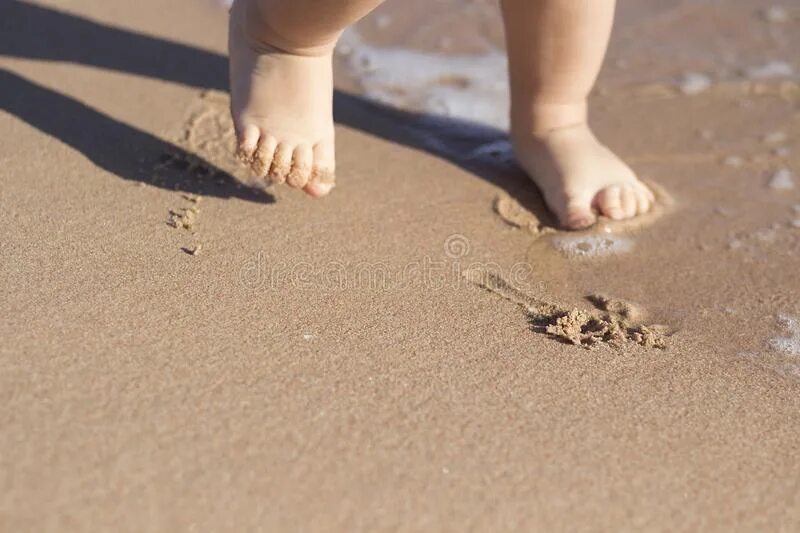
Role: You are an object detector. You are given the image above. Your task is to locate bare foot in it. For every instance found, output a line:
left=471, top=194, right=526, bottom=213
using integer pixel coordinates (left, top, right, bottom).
left=511, top=103, right=655, bottom=231
left=228, top=0, right=336, bottom=196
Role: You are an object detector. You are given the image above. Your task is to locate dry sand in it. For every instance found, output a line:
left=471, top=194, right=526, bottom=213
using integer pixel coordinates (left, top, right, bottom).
left=2, top=0, right=800, bottom=531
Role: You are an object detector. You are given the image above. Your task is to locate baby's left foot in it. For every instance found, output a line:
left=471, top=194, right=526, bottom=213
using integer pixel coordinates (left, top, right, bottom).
left=511, top=103, right=654, bottom=230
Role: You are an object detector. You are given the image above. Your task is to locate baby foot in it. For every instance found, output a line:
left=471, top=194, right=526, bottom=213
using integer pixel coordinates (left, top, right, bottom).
left=511, top=104, right=654, bottom=230
left=228, top=0, right=336, bottom=196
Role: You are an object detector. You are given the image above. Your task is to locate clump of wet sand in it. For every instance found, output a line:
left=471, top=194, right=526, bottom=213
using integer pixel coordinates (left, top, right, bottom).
left=167, top=194, right=204, bottom=256
left=182, top=244, right=203, bottom=256
left=168, top=205, right=199, bottom=230
left=538, top=293, right=666, bottom=350
left=463, top=268, right=668, bottom=350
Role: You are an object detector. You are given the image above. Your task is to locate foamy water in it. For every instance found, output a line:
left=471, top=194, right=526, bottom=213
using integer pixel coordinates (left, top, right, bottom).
left=550, top=234, right=635, bottom=258
left=770, top=314, right=800, bottom=356
left=338, top=29, right=510, bottom=130
left=768, top=169, right=796, bottom=191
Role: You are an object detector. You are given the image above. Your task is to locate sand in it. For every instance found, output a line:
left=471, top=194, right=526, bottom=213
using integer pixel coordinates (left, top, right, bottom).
left=462, top=269, right=667, bottom=349
left=2, top=0, right=800, bottom=531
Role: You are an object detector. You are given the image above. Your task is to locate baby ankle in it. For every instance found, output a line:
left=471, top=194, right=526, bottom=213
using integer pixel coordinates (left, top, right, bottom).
left=244, top=3, right=339, bottom=56
left=512, top=100, right=589, bottom=135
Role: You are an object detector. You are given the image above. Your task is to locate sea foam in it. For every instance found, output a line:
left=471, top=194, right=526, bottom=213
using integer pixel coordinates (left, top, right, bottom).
left=551, top=234, right=635, bottom=258
left=339, top=29, right=510, bottom=129
left=770, top=314, right=800, bottom=356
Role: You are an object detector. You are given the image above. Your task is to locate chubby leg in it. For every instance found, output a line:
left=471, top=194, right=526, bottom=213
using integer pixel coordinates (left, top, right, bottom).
left=501, top=0, right=654, bottom=229
left=229, top=0, right=384, bottom=196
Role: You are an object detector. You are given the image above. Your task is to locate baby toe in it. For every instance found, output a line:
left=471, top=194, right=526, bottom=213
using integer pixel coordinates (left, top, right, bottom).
left=286, top=144, right=313, bottom=189
left=268, top=142, right=294, bottom=185
left=640, top=181, right=656, bottom=204
left=633, top=183, right=653, bottom=215
left=303, top=183, right=332, bottom=197
left=236, top=124, right=260, bottom=162
left=619, top=184, right=638, bottom=218
left=595, top=185, right=625, bottom=220
left=252, top=134, right=277, bottom=179
left=305, top=165, right=335, bottom=198
left=304, top=142, right=336, bottom=197
left=560, top=194, right=597, bottom=230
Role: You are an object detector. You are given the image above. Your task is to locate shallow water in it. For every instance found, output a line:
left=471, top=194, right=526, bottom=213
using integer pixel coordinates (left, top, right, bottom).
left=551, top=234, right=636, bottom=258
left=339, top=0, right=799, bottom=128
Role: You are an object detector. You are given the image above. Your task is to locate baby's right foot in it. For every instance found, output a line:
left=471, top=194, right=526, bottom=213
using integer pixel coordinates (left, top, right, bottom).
left=511, top=102, right=654, bottom=230
left=228, top=0, right=336, bottom=196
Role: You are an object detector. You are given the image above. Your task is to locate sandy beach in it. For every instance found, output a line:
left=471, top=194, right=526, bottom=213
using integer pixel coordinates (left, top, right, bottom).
left=2, top=0, right=800, bottom=530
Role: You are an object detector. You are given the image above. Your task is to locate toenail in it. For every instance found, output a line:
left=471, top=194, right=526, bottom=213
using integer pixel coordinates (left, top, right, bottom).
left=571, top=218, right=594, bottom=229
left=311, top=169, right=336, bottom=185
left=305, top=182, right=334, bottom=197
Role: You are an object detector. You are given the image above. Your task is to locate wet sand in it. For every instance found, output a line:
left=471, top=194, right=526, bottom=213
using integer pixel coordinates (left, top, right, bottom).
left=2, top=0, right=800, bottom=531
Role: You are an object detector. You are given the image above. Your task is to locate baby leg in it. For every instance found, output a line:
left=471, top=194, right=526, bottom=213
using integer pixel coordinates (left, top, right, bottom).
left=229, top=0, right=384, bottom=195
left=501, top=0, right=654, bottom=229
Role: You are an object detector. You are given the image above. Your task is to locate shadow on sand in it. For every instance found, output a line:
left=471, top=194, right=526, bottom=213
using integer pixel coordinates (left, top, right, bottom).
left=0, top=0, right=549, bottom=217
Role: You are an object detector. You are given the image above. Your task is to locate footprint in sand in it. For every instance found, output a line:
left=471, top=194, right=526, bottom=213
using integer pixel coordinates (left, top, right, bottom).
left=168, top=90, right=249, bottom=183
left=463, top=268, right=669, bottom=350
